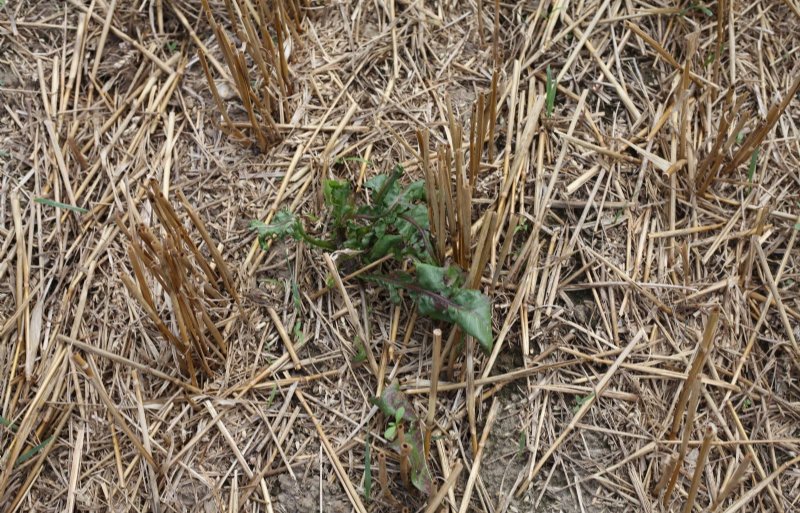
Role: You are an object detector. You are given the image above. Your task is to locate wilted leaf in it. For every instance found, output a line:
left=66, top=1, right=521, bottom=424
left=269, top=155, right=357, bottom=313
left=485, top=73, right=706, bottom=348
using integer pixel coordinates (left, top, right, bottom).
left=369, top=382, right=432, bottom=494
left=369, top=382, right=415, bottom=422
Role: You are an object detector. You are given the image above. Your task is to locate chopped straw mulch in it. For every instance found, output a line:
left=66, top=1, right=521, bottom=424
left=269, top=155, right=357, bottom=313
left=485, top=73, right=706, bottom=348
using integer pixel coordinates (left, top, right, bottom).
left=1, top=1, right=799, bottom=512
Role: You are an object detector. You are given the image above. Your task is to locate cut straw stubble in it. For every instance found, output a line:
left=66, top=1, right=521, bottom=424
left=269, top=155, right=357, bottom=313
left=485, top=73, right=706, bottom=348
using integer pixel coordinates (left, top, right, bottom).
left=72, top=353, right=158, bottom=470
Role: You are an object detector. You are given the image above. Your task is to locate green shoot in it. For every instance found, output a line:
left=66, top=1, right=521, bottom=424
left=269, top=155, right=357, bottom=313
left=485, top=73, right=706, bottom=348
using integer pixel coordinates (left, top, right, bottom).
left=384, top=407, right=405, bottom=441
left=16, top=436, right=53, bottom=466
left=573, top=393, right=595, bottom=413
left=266, top=385, right=279, bottom=408
left=747, top=147, right=760, bottom=184
left=679, top=3, right=713, bottom=16
left=353, top=340, right=367, bottom=364
left=335, top=156, right=373, bottom=166
left=292, top=321, right=304, bottom=345
left=545, top=65, right=557, bottom=117
left=0, top=415, right=17, bottom=432
left=363, top=435, right=372, bottom=501
left=34, top=197, right=88, bottom=214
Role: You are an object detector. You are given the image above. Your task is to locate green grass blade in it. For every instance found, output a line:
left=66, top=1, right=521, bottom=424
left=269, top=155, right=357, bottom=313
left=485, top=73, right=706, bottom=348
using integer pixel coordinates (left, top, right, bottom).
left=16, top=436, right=54, bottom=465
left=363, top=435, right=372, bottom=501
left=545, top=65, right=556, bottom=117
left=34, top=197, right=88, bottom=214
left=748, top=147, right=760, bottom=183
left=0, top=415, right=17, bottom=432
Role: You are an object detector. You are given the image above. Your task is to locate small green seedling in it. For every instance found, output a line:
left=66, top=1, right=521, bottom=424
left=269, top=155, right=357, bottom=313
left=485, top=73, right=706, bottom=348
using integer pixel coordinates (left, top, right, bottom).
left=679, top=3, right=713, bottom=16
left=292, top=321, right=304, bottom=344
left=690, top=3, right=713, bottom=16
left=747, top=147, right=760, bottom=184
left=0, top=415, right=16, bottom=432
left=384, top=406, right=405, bottom=441
left=517, top=430, right=527, bottom=456
left=266, top=385, right=279, bottom=408
left=353, top=340, right=367, bottom=364
left=545, top=65, right=557, bottom=118
left=573, top=393, right=594, bottom=413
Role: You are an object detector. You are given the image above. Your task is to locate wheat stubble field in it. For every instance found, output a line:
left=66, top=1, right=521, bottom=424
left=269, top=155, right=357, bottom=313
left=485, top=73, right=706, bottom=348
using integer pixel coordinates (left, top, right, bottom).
left=1, top=0, right=800, bottom=512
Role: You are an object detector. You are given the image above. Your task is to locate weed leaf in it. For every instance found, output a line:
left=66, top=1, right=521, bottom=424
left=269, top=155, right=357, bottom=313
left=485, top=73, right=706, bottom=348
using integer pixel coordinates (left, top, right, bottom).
left=251, top=210, right=335, bottom=250
left=251, top=211, right=304, bottom=243
left=323, top=179, right=355, bottom=225
left=414, top=264, right=493, bottom=352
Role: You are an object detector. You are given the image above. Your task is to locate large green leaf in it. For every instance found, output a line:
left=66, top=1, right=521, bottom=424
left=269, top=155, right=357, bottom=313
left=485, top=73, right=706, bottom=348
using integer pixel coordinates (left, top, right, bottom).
left=415, top=263, right=493, bottom=353
left=373, top=264, right=492, bottom=353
